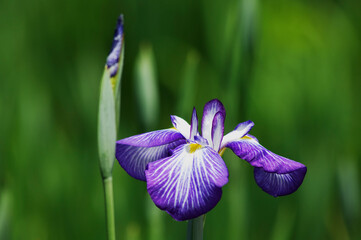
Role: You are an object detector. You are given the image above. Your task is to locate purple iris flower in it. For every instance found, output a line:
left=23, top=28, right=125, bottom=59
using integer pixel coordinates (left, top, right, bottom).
left=116, top=99, right=306, bottom=221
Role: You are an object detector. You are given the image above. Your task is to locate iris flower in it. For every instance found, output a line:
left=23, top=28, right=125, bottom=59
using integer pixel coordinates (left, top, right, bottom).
left=116, top=99, right=306, bottom=221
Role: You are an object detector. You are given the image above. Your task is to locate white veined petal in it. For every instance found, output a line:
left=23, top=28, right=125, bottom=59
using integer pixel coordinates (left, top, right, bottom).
left=211, top=112, right=224, bottom=152
left=226, top=136, right=307, bottom=197
left=171, top=115, right=191, bottom=139
left=190, top=107, right=198, bottom=140
left=145, top=144, right=228, bottom=221
left=116, top=129, right=186, bottom=180
left=201, top=99, right=225, bottom=146
left=220, top=120, right=254, bottom=149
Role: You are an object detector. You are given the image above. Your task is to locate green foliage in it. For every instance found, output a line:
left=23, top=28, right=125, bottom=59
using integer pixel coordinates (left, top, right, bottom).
left=134, top=44, right=160, bottom=130
left=98, top=70, right=117, bottom=178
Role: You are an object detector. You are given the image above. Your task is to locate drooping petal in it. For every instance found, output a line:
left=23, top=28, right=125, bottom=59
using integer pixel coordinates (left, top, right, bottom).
left=226, top=136, right=306, bottom=197
left=201, top=99, right=226, bottom=146
left=190, top=107, right=198, bottom=140
left=221, top=120, right=254, bottom=149
left=116, top=129, right=186, bottom=181
left=145, top=143, right=228, bottom=221
left=254, top=167, right=307, bottom=197
left=211, top=112, right=225, bottom=152
left=171, top=115, right=191, bottom=139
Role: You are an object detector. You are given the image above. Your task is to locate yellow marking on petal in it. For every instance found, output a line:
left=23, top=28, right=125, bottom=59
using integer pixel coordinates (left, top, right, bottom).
left=110, top=77, right=116, bottom=91
left=219, top=147, right=226, bottom=157
left=169, top=127, right=177, bottom=130
left=241, top=135, right=253, bottom=140
left=188, top=143, right=202, bottom=153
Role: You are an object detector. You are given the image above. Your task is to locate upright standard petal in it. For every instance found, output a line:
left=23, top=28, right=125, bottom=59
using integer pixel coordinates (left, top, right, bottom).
left=145, top=143, right=228, bottom=221
left=190, top=107, right=198, bottom=140
left=194, top=135, right=209, bottom=145
left=171, top=115, right=191, bottom=139
left=226, top=136, right=306, bottom=197
left=221, top=120, right=254, bottom=149
left=201, top=99, right=226, bottom=146
left=116, top=129, right=186, bottom=181
left=211, top=112, right=225, bottom=152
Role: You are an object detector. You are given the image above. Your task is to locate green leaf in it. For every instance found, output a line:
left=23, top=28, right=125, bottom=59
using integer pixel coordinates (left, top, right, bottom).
left=134, top=44, right=160, bottom=130
left=98, top=70, right=117, bottom=178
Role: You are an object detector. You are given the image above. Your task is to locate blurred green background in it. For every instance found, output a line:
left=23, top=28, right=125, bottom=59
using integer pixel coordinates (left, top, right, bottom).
left=1, top=0, right=361, bottom=239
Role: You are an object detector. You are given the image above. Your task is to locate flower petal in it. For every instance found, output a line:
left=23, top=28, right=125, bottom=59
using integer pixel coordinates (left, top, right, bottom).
left=116, top=129, right=186, bottom=181
left=145, top=144, right=228, bottom=221
left=106, top=15, right=124, bottom=78
left=221, top=120, right=254, bottom=149
left=211, top=112, right=225, bottom=152
left=254, top=167, right=307, bottom=197
left=190, top=107, right=198, bottom=140
left=171, top=115, right=190, bottom=139
left=226, top=136, right=306, bottom=197
left=194, top=135, right=209, bottom=145
left=201, top=99, right=226, bottom=146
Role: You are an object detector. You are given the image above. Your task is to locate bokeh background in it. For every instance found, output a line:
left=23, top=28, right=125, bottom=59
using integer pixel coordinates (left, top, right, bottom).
left=1, top=0, right=361, bottom=239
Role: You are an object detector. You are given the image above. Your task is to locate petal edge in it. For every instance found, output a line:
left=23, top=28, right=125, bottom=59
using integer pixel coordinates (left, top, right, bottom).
left=171, top=115, right=191, bottom=139
left=116, top=129, right=186, bottom=180
left=254, top=166, right=307, bottom=197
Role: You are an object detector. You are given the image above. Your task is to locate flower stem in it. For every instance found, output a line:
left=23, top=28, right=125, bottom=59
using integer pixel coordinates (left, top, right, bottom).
left=187, top=215, right=204, bottom=240
left=103, top=177, right=116, bottom=240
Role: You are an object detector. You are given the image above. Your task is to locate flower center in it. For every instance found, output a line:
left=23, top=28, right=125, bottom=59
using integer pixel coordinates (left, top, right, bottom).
left=188, top=143, right=202, bottom=153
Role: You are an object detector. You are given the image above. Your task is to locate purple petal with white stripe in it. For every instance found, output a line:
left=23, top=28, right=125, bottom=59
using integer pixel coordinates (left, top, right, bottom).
left=211, top=112, right=225, bottom=152
left=171, top=115, right=191, bottom=139
left=246, top=133, right=258, bottom=142
left=190, top=107, right=198, bottom=140
left=106, top=15, right=124, bottom=78
left=201, top=99, right=226, bottom=146
left=221, top=120, right=254, bottom=149
left=145, top=144, right=228, bottom=221
left=194, top=135, right=209, bottom=145
left=116, top=129, right=186, bottom=181
left=226, top=136, right=306, bottom=197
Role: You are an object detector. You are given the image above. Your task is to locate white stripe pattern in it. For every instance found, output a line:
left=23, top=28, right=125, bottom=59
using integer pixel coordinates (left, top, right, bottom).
left=145, top=144, right=228, bottom=221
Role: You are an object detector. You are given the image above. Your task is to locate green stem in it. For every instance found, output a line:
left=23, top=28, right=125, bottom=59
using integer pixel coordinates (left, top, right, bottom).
left=187, top=215, right=204, bottom=240
left=103, top=177, right=116, bottom=240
